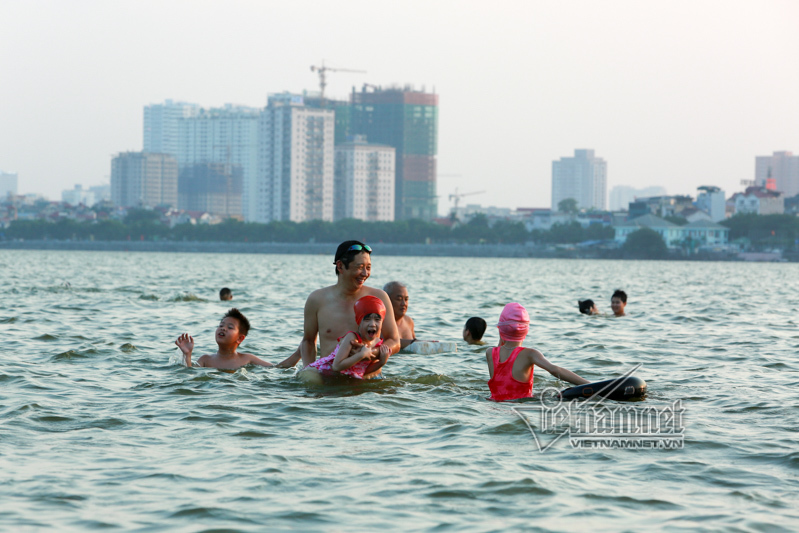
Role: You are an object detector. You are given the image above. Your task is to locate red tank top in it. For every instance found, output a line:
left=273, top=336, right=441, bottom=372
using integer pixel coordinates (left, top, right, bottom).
left=488, top=346, right=534, bottom=401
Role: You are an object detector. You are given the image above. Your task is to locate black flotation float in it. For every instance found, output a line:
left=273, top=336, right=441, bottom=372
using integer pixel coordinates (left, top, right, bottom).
left=560, top=376, right=646, bottom=401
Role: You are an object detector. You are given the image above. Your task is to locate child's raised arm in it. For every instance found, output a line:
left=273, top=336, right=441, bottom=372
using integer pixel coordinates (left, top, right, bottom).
left=175, top=333, right=194, bottom=367
left=528, top=349, right=590, bottom=386
left=331, top=333, right=372, bottom=371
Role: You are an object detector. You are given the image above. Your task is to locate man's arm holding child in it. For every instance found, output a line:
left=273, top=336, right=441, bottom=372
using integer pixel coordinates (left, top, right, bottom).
left=527, top=349, right=590, bottom=385
left=300, top=291, right=321, bottom=367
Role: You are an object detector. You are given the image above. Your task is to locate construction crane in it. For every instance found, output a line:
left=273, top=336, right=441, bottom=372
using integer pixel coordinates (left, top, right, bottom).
left=310, top=62, right=366, bottom=108
left=449, top=188, right=486, bottom=211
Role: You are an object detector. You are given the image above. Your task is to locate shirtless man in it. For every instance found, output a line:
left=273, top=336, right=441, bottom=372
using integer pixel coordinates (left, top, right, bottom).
left=278, top=241, right=400, bottom=376
left=383, top=281, right=416, bottom=349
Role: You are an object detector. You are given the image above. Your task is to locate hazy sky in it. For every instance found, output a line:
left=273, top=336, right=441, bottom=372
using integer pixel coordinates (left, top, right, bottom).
left=2, top=0, right=798, bottom=214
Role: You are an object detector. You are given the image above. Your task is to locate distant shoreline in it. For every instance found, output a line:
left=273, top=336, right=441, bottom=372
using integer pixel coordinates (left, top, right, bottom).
left=0, top=239, right=770, bottom=261
left=0, top=239, right=562, bottom=258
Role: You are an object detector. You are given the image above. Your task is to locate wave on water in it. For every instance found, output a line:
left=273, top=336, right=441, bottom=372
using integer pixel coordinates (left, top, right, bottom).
left=169, top=293, right=206, bottom=302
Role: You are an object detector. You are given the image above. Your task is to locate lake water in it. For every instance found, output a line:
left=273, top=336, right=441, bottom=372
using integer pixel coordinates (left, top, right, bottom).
left=2, top=249, right=798, bottom=531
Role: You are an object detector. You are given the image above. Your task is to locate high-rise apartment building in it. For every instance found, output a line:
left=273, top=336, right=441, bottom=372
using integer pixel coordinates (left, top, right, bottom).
left=755, top=151, right=799, bottom=197
left=256, top=93, right=335, bottom=223
left=334, top=135, right=395, bottom=221
left=143, top=100, right=200, bottom=155
left=551, top=149, right=607, bottom=211
left=178, top=163, right=243, bottom=218
left=350, top=86, right=438, bottom=220
left=111, top=152, right=178, bottom=208
left=0, top=171, right=18, bottom=198
left=175, top=104, right=259, bottom=221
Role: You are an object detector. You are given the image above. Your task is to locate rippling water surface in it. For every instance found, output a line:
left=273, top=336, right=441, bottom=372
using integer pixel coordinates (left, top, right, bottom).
left=2, top=250, right=798, bottom=531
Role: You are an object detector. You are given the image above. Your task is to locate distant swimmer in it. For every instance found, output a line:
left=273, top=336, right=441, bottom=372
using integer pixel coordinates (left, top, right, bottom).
left=578, top=299, right=600, bottom=315
left=276, top=240, right=400, bottom=377
left=463, top=317, right=487, bottom=345
left=486, top=303, right=589, bottom=401
left=383, top=281, right=416, bottom=349
left=302, top=296, right=391, bottom=379
left=611, top=290, right=627, bottom=317
left=220, top=287, right=233, bottom=301
left=175, top=308, right=273, bottom=370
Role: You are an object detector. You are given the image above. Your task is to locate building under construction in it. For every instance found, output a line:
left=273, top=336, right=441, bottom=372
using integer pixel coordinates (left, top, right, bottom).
left=178, top=163, right=243, bottom=218
left=350, top=86, right=438, bottom=221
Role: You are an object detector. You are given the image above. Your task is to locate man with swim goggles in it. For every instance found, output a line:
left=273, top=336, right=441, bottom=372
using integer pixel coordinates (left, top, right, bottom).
left=277, top=240, right=400, bottom=375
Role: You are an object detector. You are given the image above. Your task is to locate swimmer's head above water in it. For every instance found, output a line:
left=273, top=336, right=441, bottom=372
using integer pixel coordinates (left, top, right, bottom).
left=611, top=290, right=627, bottom=317
left=354, top=295, right=386, bottom=343
left=463, top=317, right=487, bottom=345
left=217, top=308, right=250, bottom=347
left=496, top=303, right=530, bottom=342
left=578, top=299, right=599, bottom=315
left=333, top=240, right=372, bottom=276
left=219, top=287, right=233, bottom=301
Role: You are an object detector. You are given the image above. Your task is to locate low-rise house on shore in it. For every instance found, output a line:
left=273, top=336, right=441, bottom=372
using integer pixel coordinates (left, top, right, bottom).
left=732, top=187, right=784, bottom=215
left=613, top=213, right=729, bottom=248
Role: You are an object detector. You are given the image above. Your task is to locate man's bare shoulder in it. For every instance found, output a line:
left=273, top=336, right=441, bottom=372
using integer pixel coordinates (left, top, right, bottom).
left=306, top=284, right=338, bottom=303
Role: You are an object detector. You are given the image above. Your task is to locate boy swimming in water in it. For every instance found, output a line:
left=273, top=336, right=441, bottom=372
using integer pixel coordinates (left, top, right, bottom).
left=175, top=308, right=273, bottom=370
left=486, top=303, right=589, bottom=401
left=463, top=317, right=487, bottom=345
left=302, top=295, right=391, bottom=379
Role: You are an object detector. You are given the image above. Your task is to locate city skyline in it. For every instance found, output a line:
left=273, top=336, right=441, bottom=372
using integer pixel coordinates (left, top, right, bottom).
left=2, top=0, right=798, bottom=215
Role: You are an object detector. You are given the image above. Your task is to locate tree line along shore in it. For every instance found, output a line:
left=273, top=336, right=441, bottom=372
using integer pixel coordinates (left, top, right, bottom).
left=2, top=209, right=799, bottom=260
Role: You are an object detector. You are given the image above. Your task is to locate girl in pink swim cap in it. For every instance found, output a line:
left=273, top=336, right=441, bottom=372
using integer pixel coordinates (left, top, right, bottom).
left=486, top=302, right=590, bottom=401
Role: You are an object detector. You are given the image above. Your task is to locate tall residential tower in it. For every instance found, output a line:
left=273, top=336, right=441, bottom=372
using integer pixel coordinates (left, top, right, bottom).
left=256, top=93, right=335, bottom=223
left=111, top=152, right=178, bottom=209
left=551, top=149, right=607, bottom=211
left=756, top=151, right=799, bottom=197
left=334, top=135, right=395, bottom=221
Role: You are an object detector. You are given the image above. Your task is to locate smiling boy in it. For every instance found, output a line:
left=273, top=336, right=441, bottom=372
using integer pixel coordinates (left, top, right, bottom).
left=175, top=308, right=273, bottom=370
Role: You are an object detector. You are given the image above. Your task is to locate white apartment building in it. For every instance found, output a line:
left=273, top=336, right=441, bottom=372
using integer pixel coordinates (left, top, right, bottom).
left=175, top=105, right=259, bottom=221
left=62, top=184, right=96, bottom=207
left=256, top=93, right=335, bottom=223
left=143, top=100, right=200, bottom=155
left=111, top=152, right=178, bottom=208
left=334, top=136, right=395, bottom=222
left=552, top=149, right=607, bottom=211
left=695, top=186, right=726, bottom=222
left=0, top=171, right=18, bottom=198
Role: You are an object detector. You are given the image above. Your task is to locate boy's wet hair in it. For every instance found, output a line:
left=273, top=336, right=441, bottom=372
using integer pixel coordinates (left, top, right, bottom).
left=612, top=290, right=627, bottom=304
left=465, top=317, right=487, bottom=341
left=223, top=308, right=250, bottom=337
left=578, top=299, right=595, bottom=314
left=219, top=287, right=232, bottom=300
left=334, top=240, right=371, bottom=275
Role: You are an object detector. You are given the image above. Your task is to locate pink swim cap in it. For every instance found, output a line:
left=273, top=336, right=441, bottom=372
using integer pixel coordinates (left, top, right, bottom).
left=496, top=302, right=530, bottom=342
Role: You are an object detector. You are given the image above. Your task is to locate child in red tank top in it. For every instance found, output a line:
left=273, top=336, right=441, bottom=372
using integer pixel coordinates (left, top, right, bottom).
left=487, top=303, right=590, bottom=401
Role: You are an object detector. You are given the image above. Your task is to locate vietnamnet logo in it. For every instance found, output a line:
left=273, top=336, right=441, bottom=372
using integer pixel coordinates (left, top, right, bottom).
left=511, top=365, right=685, bottom=452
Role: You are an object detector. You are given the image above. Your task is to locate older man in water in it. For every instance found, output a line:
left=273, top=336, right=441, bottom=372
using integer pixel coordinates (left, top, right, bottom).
left=278, top=241, right=400, bottom=376
left=383, top=281, right=416, bottom=349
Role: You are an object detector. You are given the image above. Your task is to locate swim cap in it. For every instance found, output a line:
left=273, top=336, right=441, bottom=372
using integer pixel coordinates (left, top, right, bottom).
left=354, top=295, right=386, bottom=325
left=496, top=302, right=530, bottom=342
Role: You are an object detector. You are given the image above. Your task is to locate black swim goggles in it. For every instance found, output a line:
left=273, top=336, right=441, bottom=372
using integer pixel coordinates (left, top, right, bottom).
left=347, top=244, right=372, bottom=253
